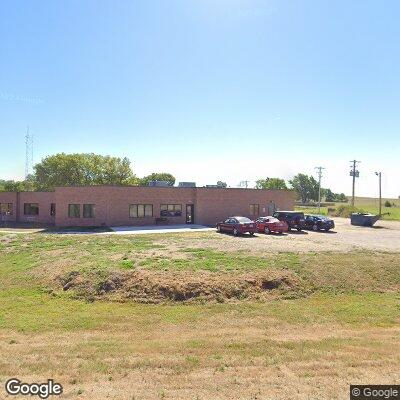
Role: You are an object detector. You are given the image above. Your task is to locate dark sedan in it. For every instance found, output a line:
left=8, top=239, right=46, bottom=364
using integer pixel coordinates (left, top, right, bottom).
left=216, top=216, right=256, bottom=236
left=304, top=215, right=335, bottom=231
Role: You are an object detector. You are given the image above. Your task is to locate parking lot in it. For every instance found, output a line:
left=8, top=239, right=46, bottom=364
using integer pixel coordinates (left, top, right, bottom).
left=164, top=217, right=400, bottom=254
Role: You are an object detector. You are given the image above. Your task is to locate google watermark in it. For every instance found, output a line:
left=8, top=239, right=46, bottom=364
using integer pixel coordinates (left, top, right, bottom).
left=351, top=385, right=400, bottom=400
left=5, top=378, right=63, bottom=399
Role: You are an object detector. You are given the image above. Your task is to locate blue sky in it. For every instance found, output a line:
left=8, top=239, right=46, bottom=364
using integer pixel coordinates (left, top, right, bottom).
left=1, top=0, right=399, bottom=197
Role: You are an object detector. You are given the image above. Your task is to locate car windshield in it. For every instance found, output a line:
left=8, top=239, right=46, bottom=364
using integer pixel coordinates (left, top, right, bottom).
left=236, top=217, right=252, bottom=223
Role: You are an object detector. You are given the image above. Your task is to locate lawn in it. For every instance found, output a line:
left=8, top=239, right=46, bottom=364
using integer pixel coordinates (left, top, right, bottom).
left=0, top=231, right=399, bottom=399
left=295, top=196, right=400, bottom=220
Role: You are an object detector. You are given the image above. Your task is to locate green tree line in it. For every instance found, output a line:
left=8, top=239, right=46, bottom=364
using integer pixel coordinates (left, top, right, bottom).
left=256, top=175, right=347, bottom=203
left=1, top=153, right=347, bottom=203
left=0, top=153, right=176, bottom=191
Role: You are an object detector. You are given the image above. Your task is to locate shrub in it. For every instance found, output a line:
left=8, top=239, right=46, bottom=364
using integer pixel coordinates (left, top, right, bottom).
left=384, top=200, right=392, bottom=208
left=334, top=205, right=364, bottom=218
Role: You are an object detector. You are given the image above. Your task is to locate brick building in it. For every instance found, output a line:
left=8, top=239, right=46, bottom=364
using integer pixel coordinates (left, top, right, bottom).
left=0, top=186, right=295, bottom=227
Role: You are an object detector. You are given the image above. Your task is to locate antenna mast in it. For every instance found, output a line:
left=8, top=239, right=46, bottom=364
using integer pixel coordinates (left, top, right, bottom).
left=25, top=126, right=34, bottom=179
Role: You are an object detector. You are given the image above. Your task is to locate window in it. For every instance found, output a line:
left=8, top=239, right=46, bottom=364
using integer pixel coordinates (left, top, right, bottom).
left=129, top=204, right=153, bottom=218
left=83, top=204, right=95, bottom=218
left=0, top=203, right=13, bottom=215
left=50, top=203, right=56, bottom=216
left=24, top=203, right=39, bottom=216
left=250, top=204, right=259, bottom=216
left=68, top=204, right=80, bottom=218
left=160, top=204, right=182, bottom=217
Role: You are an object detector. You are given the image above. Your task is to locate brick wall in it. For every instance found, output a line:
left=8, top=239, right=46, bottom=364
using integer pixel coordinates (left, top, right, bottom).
left=18, top=192, right=56, bottom=224
left=1, top=186, right=295, bottom=227
left=0, top=192, right=18, bottom=223
left=196, top=188, right=295, bottom=226
left=0, top=191, right=55, bottom=225
left=54, top=186, right=196, bottom=227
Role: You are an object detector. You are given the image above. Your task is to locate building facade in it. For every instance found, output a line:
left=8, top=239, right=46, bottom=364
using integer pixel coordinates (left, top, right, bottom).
left=0, top=186, right=295, bottom=227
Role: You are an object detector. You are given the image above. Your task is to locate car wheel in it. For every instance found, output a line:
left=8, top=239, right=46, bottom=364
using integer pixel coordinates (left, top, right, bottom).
left=233, top=228, right=239, bottom=236
left=297, top=228, right=302, bottom=232
left=264, top=226, right=270, bottom=234
left=312, top=224, right=319, bottom=231
left=249, top=232, right=254, bottom=236
left=325, top=228, right=330, bottom=232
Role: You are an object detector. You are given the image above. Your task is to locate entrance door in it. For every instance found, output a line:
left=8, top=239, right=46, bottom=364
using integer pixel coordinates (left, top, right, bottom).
left=268, top=201, right=277, bottom=216
left=186, top=204, right=194, bottom=224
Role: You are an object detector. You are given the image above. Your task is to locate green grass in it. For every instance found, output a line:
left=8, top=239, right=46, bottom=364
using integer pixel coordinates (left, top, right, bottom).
left=1, top=284, right=398, bottom=333
left=295, top=196, right=400, bottom=220
left=0, top=232, right=399, bottom=398
left=138, top=248, right=300, bottom=272
left=0, top=231, right=399, bottom=311
left=295, top=206, right=329, bottom=216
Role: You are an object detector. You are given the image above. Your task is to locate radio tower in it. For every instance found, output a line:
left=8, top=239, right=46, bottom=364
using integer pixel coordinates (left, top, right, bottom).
left=25, top=127, right=34, bottom=179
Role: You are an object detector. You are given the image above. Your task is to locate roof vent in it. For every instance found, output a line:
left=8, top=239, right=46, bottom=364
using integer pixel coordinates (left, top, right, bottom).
left=178, top=182, right=196, bottom=187
left=148, top=181, right=170, bottom=187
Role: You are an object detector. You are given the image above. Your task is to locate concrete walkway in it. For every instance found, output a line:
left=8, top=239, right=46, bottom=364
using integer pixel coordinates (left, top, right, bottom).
left=110, top=224, right=214, bottom=235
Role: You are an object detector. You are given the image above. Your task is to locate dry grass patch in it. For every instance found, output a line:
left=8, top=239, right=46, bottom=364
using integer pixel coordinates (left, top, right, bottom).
left=1, top=231, right=400, bottom=399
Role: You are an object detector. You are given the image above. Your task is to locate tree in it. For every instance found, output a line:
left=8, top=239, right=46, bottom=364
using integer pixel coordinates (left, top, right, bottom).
left=336, top=193, right=347, bottom=202
left=289, top=173, right=319, bottom=203
left=139, top=172, right=176, bottom=186
left=324, top=188, right=335, bottom=202
left=34, top=153, right=137, bottom=190
left=0, top=176, right=36, bottom=192
left=216, top=181, right=227, bottom=188
left=255, top=177, right=287, bottom=190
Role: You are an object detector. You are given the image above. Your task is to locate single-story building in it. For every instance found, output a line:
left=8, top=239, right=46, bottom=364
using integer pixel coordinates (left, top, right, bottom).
left=0, top=185, right=295, bottom=227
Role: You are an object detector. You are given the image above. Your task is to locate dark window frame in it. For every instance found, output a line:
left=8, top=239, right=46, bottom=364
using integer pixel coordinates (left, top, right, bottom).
left=160, top=204, right=182, bottom=217
left=24, top=203, right=39, bottom=216
left=0, top=203, right=13, bottom=216
left=50, top=203, right=56, bottom=216
left=68, top=204, right=80, bottom=218
left=83, top=204, right=95, bottom=218
left=129, top=204, right=153, bottom=218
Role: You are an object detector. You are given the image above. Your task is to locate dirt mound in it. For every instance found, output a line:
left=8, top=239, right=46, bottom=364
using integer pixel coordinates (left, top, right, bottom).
left=59, top=268, right=301, bottom=303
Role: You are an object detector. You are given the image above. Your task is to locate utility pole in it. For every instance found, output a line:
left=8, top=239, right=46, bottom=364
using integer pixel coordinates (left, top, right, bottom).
left=349, top=160, right=360, bottom=207
left=375, top=171, right=382, bottom=215
left=314, top=166, right=325, bottom=213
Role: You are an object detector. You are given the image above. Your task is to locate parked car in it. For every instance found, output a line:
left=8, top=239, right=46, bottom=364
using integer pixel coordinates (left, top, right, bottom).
left=304, top=215, right=335, bottom=231
left=255, top=216, right=288, bottom=234
left=216, top=216, right=256, bottom=236
left=272, top=211, right=305, bottom=231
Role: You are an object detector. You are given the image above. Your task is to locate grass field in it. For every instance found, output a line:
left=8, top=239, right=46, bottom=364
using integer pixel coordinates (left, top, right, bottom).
left=1, top=230, right=400, bottom=399
left=295, top=196, right=400, bottom=220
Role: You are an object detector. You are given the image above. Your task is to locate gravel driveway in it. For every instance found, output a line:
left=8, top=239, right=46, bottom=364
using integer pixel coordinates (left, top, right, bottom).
left=173, top=217, right=400, bottom=254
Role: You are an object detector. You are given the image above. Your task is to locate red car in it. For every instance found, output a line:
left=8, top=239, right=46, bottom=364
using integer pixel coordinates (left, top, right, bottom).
left=216, top=216, right=256, bottom=236
left=255, top=216, right=288, bottom=234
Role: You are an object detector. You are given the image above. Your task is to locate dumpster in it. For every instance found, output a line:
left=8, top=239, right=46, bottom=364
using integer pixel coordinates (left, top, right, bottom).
left=350, top=213, right=381, bottom=227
